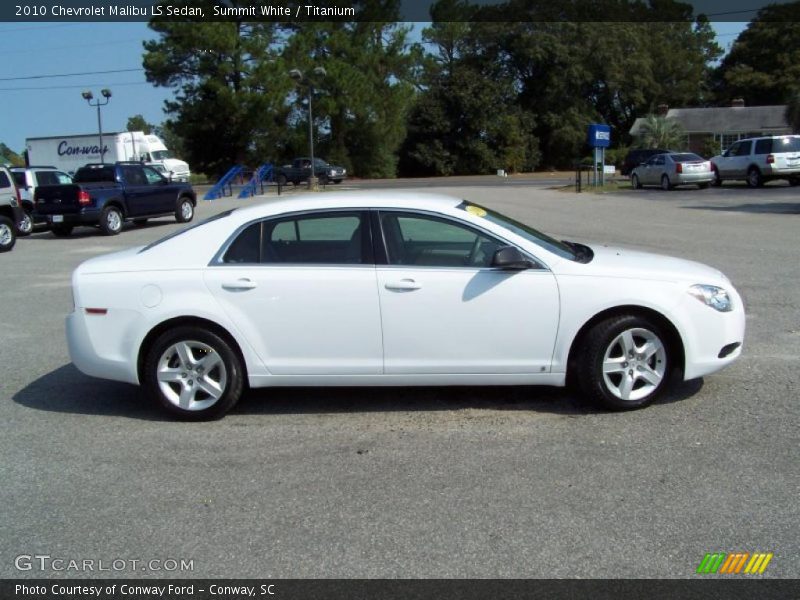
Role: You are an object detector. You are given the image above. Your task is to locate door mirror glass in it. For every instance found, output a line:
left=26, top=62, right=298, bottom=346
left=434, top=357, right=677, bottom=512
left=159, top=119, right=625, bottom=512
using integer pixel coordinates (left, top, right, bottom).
left=491, top=246, right=533, bottom=270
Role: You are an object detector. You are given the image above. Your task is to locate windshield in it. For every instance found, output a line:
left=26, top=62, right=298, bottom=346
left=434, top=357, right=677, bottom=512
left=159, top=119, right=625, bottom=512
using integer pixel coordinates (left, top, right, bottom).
left=456, top=201, right=577, bottom=261
left=313, top=158, right=329, bottom=167
left=150, top=150, right=173, bottom=161
left=670, top=153, right=704, bottom=162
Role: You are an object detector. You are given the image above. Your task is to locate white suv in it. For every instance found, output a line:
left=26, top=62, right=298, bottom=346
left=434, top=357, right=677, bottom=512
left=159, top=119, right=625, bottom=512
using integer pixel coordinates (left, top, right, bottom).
left=0, top=166, right=26, bottom=252
left=711, top=135, right=800, bottom=187
left=10, top=166, right=72, bottom=233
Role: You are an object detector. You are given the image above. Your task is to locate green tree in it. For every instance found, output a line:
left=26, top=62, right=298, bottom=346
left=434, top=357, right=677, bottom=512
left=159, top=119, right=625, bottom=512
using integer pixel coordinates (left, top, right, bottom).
left=126, top=114, right=154, bottom=134
left=635, top=114, right=686, bottom=150
left=713, top=2, right=800, bottom=105
left=0, top=143, right=24, bottom=166
left=143, top=2, right=291, bottom=176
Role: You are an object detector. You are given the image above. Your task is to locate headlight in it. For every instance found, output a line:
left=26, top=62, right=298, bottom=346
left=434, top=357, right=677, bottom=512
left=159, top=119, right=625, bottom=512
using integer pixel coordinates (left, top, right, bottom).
left=688, top=284, right=733, bottom=312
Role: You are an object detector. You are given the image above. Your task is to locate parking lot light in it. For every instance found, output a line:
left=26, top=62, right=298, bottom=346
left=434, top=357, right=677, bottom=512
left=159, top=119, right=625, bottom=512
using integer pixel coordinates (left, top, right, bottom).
left=81, top=88, right=112, bottom=164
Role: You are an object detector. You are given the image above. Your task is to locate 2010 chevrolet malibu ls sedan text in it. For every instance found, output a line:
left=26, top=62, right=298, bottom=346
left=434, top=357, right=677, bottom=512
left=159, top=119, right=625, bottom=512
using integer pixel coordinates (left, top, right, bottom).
left=66, top=192, right=745, bottom=419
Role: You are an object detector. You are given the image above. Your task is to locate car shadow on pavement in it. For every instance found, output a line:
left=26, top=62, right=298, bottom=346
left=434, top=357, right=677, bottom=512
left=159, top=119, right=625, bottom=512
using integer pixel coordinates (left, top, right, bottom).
left=13, top=364, right=704, bottom=421
left=683, top=202, right=800, bottom=214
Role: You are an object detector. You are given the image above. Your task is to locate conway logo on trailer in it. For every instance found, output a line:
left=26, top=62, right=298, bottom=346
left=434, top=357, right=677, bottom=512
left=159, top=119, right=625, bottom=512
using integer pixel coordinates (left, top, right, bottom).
left=696, top=552, right=773, bottom=574
left=57, top=141, right=108, bottom=157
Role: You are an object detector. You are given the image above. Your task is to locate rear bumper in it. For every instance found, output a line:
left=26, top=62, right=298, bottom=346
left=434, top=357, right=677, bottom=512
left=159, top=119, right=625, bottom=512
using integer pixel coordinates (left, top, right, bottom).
left=37, top=208, right=102, bottom=226
left=66, top=309, right=141, bottom=385
left=674, top=172, right=714, bottom=185
left=762, top=165, right=800, bottom=178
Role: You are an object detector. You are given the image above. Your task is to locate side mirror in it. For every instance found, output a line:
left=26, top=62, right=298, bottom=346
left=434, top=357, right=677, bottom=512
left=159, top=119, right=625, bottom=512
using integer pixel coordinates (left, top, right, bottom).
left=491, top=246, right=534, bottom=270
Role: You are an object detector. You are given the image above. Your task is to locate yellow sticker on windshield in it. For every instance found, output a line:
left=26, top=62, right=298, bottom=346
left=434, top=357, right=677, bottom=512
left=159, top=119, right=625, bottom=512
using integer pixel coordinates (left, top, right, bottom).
left=465, top=205, right=487, bottom=217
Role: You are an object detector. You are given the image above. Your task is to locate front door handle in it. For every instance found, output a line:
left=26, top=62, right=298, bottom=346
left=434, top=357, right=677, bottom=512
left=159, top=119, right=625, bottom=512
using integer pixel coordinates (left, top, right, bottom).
left=384, top=278, right=421, bottom=291
left=222, top=278, right=258, bottom=291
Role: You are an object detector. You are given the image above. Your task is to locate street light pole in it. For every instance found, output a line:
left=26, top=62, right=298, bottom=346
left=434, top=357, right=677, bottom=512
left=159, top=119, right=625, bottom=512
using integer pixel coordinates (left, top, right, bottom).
left=289, top=67, right=326, bottom=190
left=81, top=89, right=112, bottom=164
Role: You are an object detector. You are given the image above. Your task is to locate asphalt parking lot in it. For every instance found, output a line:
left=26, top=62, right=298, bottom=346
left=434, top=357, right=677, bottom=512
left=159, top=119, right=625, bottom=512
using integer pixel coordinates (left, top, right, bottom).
left=0, top=180, right=797, bottom=579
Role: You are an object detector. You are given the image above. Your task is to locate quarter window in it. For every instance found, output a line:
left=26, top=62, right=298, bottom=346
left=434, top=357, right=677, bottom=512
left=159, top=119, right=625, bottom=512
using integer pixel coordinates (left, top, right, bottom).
left=754, top=139, right=772, bottom=155
left=380, top=212, right=503, bottom=268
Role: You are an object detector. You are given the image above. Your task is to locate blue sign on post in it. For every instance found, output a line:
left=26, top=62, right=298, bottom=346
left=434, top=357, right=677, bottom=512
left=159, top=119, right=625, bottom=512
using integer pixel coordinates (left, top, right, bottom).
left=587, top=123, right=611, bottom=148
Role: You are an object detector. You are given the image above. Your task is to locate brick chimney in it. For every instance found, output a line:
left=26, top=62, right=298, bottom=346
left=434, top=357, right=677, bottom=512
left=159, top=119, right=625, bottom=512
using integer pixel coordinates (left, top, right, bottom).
left=731, top=98, right=745, bottom=108
left=657, top=103, right=669, bottom=116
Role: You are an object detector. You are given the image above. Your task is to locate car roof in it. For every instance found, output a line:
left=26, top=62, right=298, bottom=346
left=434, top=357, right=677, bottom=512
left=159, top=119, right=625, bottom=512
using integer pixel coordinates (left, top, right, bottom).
left=228, top=191, right=463, bottom=223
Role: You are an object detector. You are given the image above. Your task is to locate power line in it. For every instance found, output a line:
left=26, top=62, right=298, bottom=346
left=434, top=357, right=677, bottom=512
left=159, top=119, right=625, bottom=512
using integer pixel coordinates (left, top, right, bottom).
left=0, top=37, right=143, bottom=56
left=704, top=9, right=760, bottom=17
left=0, top=81, right=150, bottom=92
left=0, top=68, right=144, bottom=82
left=0, top=23, right=79, bottom=33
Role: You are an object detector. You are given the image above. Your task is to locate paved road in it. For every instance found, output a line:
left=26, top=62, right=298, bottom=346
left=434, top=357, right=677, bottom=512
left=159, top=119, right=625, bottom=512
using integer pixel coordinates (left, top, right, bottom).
left=0, top=180, right=797, bottom=578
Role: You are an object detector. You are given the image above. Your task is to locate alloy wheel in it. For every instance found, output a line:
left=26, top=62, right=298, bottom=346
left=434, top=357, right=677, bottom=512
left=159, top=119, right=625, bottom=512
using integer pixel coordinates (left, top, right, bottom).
left=601, top=328, right=667, bottom=402
left=156, top=340, right=228, bottom=411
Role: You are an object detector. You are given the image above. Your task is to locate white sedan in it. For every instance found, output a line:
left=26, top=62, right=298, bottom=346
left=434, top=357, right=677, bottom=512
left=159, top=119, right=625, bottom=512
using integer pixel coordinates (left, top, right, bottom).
left=66, top=192, right=745, bottom=419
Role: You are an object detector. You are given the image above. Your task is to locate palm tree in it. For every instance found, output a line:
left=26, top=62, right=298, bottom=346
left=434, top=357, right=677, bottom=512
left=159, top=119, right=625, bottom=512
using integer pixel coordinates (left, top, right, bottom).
left=637, top=114, right=686, bottom=150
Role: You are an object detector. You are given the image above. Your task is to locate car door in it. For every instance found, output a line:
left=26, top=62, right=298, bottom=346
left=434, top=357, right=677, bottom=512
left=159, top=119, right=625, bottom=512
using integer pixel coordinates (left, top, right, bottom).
left=118, top=165, right=153, bottom=217
left=141, top=165, right=176, bottom=213
left=374, top=210, right=560, bottom=375
left=204, top=210, right=383, bottom=375
left=731, top=140, right=753, bottom=178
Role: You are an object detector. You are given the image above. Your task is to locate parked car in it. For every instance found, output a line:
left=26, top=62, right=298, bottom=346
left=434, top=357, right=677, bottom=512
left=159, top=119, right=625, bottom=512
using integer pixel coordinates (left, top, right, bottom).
left=34, top=162, right=196, bottom=237
left=11, top=165, right=73, bottom=233
left=711, top=135, right=800, bottom=187
left=275, top=157, right=347, bottom=186
left=621, top=148, right=671, bottom=176
left=66, top=192, right=744, bottom=420
left=0, top=165, right=27, bottom=252
left=631, top=152, right=713, bottom=190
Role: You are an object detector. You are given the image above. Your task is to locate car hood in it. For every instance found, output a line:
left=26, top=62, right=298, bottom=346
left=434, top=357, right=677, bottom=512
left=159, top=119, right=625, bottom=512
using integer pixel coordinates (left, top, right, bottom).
left=555, top=244, right=729, bottom=285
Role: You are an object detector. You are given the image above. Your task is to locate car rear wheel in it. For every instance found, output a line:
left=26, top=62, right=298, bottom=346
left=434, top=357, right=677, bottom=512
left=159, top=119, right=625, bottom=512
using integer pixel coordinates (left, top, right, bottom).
left=51, top=225, right=73, bottom=237
left=17, top=211, right=33, bottom=236
left=175, top=197, right=194, bottom=223
left=0, top=216, right=16, bottom=252
left=576, top=315, right=671, bottom=411
left=711, top=167, right=722, bottom=187
left=661, top=175, right=672, bottom=191
left=747, top=167, right=763, bottom=188
left=99, top=206, right=123, bottom=235
left=631, top=174, right=641, bottom=189
left=144, top=326, right=244, bottom=420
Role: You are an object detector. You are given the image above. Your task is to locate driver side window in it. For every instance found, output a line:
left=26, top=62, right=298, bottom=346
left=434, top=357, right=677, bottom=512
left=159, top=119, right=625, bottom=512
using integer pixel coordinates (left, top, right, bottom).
left=380, top=212, right=503, bottom=268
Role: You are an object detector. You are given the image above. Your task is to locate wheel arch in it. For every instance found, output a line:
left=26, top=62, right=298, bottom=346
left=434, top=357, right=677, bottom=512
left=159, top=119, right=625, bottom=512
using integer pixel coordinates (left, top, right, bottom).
left=137, top=316, right=249, bottom=387
left=103, top=199, right=126, bottom=217
left=566, top=305, right=685, bottom=382
left=177, top=191, right=196, bottom=205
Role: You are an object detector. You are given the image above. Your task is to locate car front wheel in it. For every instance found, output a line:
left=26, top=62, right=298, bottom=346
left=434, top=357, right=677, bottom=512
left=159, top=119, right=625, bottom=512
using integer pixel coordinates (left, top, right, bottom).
left=576, top=315, right=671, bottom=410
left=176, top=197, right=194, bottom=223
left=0, top=216, right=16, bottom=252
left=631, top=174, right=641, bottom=189
left=711, top=167, right=722, bottom=187
left=144, top=326, right=244, bottom=420
left=17, top=211, right=33, bottom=236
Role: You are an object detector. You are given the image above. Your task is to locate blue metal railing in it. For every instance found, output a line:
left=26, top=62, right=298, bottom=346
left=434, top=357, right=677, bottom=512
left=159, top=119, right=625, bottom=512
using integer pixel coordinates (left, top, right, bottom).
left=237, top=163, right=274, bottom=199
left=204, top=165, right=244, bottom=200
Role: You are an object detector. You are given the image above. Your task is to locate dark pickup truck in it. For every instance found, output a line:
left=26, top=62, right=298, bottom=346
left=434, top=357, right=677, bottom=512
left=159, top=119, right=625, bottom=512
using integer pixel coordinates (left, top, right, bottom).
left=34, top=162, right=197, bottom=237
left=275, top=157, right=347, bottom=186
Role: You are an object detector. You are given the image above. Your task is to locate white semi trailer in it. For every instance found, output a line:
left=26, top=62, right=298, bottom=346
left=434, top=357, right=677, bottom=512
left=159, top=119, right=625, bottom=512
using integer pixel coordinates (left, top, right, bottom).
left=25, top=131, right=191, bottom=181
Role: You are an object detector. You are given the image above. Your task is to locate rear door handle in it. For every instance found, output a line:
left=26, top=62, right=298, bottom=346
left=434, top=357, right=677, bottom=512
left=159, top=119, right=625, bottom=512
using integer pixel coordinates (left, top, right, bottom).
left=222, top=278, right=258, bottom=291
left=384, top=278, right=421, bottom=291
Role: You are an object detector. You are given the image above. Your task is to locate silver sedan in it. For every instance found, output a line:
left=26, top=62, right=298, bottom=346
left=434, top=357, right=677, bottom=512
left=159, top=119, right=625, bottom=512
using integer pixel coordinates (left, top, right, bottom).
left=631, top=152, right=714, bottom=190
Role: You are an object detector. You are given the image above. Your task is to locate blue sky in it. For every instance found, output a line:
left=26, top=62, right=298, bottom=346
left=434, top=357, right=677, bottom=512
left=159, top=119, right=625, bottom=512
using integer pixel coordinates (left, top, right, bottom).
left=0, top=21, right=747, bottom=154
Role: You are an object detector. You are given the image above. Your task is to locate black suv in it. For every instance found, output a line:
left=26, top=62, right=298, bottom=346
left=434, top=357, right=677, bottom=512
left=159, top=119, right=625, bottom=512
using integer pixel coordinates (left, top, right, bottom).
left=621, top=148, right=672, bottom=176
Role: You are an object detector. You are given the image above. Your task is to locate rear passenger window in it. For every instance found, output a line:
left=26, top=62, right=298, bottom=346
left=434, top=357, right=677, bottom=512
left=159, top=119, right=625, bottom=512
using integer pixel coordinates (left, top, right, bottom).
left=223, top=222, right=261, bottom=264
left=0, top=172, right=11, bottom=188
left=264, top=213, right=365, bottom=264
left=755, top=139, right=772, bottom=155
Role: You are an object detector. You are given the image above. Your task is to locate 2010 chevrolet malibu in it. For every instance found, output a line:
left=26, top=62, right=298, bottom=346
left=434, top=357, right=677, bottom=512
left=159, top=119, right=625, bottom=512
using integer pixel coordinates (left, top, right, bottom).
left=66, top=192, right=745, bottom=419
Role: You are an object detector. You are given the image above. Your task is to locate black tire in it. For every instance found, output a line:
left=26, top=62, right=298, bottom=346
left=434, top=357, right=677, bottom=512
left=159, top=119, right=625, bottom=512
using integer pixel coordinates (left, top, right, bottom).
left=631, top=174, right=641, bottom=189
left=318, top=174, right=329, bottom=186
left=175, top=197, right=195, bottom=223
left=51, top=225, right=73, bottom=237
left=276, top=173, right=287, bottom=186
left=747, top=167, right=763, bottom=188
left=133, top=218, right=148, bottom=227
left=17, top=211, right=33, bottom=236
left=661, top=175, right=672, bottom=191
left=711, top=166, right=722, bottom=187
left=143, top=326, right=244, bottom=420
left=99, top=205, right=123, bottom=236
left=575, top=315, right=671, bottom=411
left=0, top=215, right=16, bottom=252
left=697, top=182, right=710, bottom=190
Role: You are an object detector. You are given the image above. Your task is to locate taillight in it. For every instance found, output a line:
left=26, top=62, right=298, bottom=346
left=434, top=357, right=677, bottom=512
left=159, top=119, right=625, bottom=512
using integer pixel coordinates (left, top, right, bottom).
left=78, top=190, right=91, bottom=206
left=675, top=163, right=683, bottom=173
left=766, top=154, right=775, bottom=164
